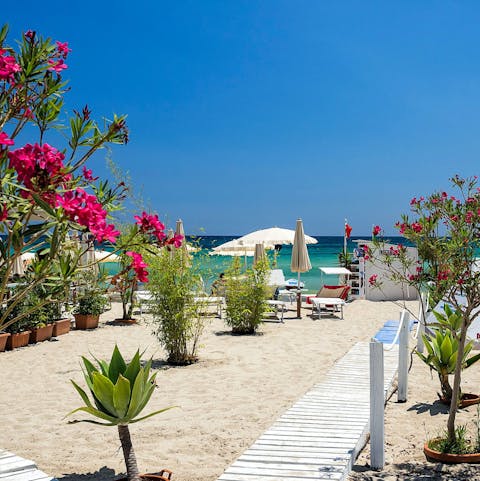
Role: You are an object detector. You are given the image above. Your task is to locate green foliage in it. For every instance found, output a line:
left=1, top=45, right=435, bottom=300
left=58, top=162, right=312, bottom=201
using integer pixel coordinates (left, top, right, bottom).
left=146, top=248, right=208, bottom=365
left=417, top=305, right=480, bottom=401
left=338, top=250, right=352, bottom=269
left=74, top=293, right=106, bottom=316
left=68, top=345, right=172, bottom=426
left=429, top=425, right=476, bottom=455
left=224, top=257, right=270, bottom=335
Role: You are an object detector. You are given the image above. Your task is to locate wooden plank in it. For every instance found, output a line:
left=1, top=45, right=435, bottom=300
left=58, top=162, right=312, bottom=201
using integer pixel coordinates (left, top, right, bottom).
left=216, top=341, right=399, bottom=481
left=0, top=458, right=36, bottom=475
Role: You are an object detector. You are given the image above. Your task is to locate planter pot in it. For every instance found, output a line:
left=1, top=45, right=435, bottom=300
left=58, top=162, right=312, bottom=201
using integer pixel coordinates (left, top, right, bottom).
left=0, top=332, right=10, bottom=352
left=74, top=314, right=99, bottom=330
left=118, top=471, right=173, bottom=481
left=52, top=318, right=71, bottom=336
left=424, top=440, right=480, bottom=463
left=113, top=318, right=137, bottom=325
left=6, top=331, right=31, bottom=350
left=29, top=324, right=54, bottom=343
left=440, top=393, right=480, bottom=409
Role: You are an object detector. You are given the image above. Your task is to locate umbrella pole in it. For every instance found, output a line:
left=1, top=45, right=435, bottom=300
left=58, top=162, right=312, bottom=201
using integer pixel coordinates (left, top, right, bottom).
left=296, top=271, right=301, bottom=318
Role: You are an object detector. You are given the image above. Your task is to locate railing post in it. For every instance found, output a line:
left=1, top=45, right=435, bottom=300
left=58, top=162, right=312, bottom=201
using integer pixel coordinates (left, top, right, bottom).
left=398, top=310, right=409, bottom=403
left=416, top=292, right=426, bottom=354
left=370, top=339, right=384, bottom=470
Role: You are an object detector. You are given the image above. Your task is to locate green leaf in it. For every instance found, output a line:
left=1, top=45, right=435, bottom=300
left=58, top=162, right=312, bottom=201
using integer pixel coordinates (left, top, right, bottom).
left=123, top=350, right=141, bottom=386
left=113, top=375, right=131, bottom=419
left=439, top=334, right=453, bottom=364
left=125, top=368, right=146, bottom=419
left=108, top=345, right=127, bottom=383
left=465, top=352, right=480, bottom=368
left=131, top=406, right=176, bottom=424
left=91, top=372, right=117, bottom=416
left=70, top=380, right=94, bottom=409
left=66, top=406, right=119, bottom=425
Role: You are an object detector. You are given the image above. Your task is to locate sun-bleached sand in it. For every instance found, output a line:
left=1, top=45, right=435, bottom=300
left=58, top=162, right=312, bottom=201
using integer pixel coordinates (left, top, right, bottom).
left=1, top=299, right=478, bottom=481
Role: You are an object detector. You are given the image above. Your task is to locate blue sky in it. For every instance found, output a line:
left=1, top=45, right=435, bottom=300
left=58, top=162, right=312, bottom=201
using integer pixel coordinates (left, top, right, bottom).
left=4, top=2, right=480, bottom=235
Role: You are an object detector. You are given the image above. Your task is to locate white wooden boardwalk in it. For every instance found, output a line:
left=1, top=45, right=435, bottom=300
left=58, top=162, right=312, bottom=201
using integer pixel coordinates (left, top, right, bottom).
left=218, top=342, right=398, bottom=481
left=0, top=450, right=55, bottom=481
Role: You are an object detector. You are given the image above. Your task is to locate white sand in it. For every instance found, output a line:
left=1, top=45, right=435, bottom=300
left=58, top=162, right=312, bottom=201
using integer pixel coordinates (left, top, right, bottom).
left=1, top=299, right=477, bottom=481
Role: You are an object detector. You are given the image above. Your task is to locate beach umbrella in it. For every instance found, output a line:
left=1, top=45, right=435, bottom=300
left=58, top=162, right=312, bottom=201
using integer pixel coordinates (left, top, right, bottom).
left=291, top=219, right=312, bottom=318
left=175, top=219, right=191, bottom=265
left=94, top=250, right=120, bottom=263
left=79, top=233, right=98, bottom=273
left=253, top=243, right=265, bottom=266
left=12, top=255, right=25, bottom=277
left=238, top=226, right=317, bottom=247
left=21, top=252, right=36, bottom=265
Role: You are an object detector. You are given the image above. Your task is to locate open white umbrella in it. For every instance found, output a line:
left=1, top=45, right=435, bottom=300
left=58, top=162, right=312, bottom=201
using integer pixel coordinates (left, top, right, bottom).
left=253, top=243, right=265, bottom=266
left=291, top=219, right=312, bottom=318
left=94, top=250, right=120, bottom=263
left=239, top=226, right=317, bottom=247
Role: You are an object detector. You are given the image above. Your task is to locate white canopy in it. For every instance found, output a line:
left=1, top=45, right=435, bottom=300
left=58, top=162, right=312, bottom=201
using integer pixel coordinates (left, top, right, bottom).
left=319, top=267, right=352, bottom=275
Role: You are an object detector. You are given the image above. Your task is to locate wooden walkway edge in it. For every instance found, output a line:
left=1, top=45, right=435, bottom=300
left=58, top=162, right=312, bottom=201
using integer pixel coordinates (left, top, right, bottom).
left=0, top=450, right=55, bottom=481
left=217, top=341, right=399, bottom=481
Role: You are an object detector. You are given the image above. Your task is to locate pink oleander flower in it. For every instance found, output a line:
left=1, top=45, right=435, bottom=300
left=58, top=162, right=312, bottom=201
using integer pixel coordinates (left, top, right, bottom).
left=55, top=41, right=71, bottom=58
left=166, top=233, right=183, bottom=248
left=47, top=59, right=67, bottom=73
left=24, top=30, right=35, bottom=40
left=372, top=225, right=381, bottom=237
left=126, top=251, right=149, bottom=283
left=0, top=132, right=14, bottom=146
left=82, top=166, right=98, bottom=181
left=368, top=274, right=378, bottom=286
left=134, top=211, right=166, bottom=241
left=437, top=270, right=450, bottom=281
left=56, top=188, right=119, bottom=243
left=23, top=108, right=34, bottom=119
left=411, top=222, right=422, bottom=233
left=8, top=143, right=70, bottom=197
left=0, top=49, right=21, bottom=82
left=465, top=211, right=474, bottom=224
left=0, top=204, right=8, bottom=221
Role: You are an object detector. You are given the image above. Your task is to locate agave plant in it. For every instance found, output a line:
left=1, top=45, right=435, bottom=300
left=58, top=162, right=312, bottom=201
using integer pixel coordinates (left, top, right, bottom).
left=417, top=305, right=480, bottom=402
left=68, top=346, right=173, bottom=481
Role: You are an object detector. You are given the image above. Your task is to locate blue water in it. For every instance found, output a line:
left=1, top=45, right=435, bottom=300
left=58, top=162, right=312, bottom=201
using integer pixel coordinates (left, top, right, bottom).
left=102, top=235, right=411, bottom=294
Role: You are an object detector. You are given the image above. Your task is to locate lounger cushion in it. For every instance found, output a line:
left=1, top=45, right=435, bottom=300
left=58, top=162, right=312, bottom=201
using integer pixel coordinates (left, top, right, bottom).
left=316, top=286, right=346, bottom=298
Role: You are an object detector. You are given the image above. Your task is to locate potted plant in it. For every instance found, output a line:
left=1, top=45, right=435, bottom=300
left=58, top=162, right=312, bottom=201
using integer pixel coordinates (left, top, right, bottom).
left=2, top=295, right=32, bottom=350
left=417, top=304, right=480, bottom=407
left=68, top=345, right=174, bottom=481
left=73, top=292, right=106, bottom=330
left=369, top=175, right=480, bottom=462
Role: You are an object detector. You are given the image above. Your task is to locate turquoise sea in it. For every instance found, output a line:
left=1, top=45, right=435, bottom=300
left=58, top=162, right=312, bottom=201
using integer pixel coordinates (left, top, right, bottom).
left=102, top=235, right=412, bottom=294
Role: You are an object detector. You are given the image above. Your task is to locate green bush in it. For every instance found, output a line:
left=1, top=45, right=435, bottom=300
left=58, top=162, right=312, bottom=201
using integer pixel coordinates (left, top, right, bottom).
left=146, top=248, right=208, bottom=365
left=224, top=257, right=270, bottom=334
left=74, top=293, right=106, bottom=316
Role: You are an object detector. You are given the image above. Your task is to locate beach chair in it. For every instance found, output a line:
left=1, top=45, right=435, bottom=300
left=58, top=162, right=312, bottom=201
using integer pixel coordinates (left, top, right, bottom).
left=308, top=285, right=350, bottom=319
left=135, top=289, right=153, bottom=315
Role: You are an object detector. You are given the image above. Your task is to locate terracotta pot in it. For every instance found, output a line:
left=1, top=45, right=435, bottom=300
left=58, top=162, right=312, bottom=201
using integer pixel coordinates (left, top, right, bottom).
left=6, top=331, right=31, bottom=350
left=29, top=324, right=54, bottom=343
left=118, top=471, right=172, bottom=481
left=74, top=314, right=99, bottom=330
left=440, top=393, right=480, bottom=409
left=0, top=332, right=10, bottom=352
left=113, top=318, right=137, bottom=325
left=424, top=440, right=480, bottom=463
left=52, top=318, right=71, bottom=336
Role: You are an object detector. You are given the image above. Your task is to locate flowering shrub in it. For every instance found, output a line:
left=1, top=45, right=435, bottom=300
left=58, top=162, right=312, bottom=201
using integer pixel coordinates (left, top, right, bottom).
left=0, top=26, right=181, bottom=331
left=368, top=175, right=480, bottom=447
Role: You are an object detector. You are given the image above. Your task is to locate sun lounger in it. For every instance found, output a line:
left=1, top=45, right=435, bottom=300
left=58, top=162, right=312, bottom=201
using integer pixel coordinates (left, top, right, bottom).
left=308, top=285, right=350, bottom=319
left=266, top=299, right=288, bottom=322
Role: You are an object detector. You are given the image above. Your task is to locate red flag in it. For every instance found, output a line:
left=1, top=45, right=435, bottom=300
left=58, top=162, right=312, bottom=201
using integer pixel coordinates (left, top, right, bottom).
left=345, top=223, right=352, bottom=239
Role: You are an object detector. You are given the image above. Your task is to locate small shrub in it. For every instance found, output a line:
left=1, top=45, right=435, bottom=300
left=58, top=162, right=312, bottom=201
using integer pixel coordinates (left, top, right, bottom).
left=224, top=257, right=270, bottom=335
left=146, top=247, right=208, bottom=365
left=74, top=293, right=106, bottom=316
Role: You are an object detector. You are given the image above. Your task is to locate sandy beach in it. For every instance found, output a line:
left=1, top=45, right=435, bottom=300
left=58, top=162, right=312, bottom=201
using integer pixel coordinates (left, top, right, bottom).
left=1, top=299, right=479, bottom=481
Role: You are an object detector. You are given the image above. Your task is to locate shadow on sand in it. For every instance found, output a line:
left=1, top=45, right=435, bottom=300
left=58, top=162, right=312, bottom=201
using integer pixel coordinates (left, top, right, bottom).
left=57, top=467, right=121, bottom=481
left=351, top=461, right=479, bottom=480
left=407, top=399, right=450, bottom=416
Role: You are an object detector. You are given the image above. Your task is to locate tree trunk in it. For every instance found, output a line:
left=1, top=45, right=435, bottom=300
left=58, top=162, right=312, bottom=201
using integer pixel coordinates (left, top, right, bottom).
left=439, top=371, right=452, bottom=401
left=118, top=424, right=141, bottom=481
left=447, top=319, right=469, bottom=442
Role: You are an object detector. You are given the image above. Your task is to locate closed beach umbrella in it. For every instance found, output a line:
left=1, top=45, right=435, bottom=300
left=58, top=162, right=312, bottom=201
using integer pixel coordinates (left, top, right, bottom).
left=253, top=243, right=265, bottom=266
left=291, top=219, right=312, bottom=318
left=12, top=255, right=25, bottom=276
left=175, top=219, right=191, bottom=265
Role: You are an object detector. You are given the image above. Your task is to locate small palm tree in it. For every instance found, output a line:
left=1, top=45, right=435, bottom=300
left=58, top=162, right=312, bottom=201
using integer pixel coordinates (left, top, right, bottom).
left=68, top=346, right=173, bottom=481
